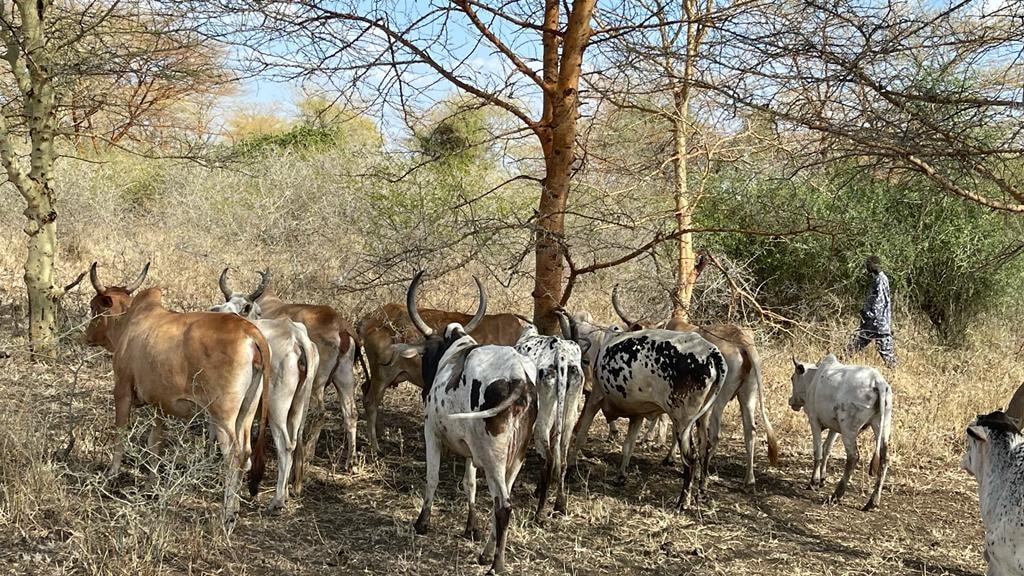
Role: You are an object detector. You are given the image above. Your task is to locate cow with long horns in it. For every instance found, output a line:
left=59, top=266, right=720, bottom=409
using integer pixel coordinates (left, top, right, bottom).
left=217, top=269, right=362, bottom=476
left=407, top=271, right=537, bottom=575
left=357, top=302, right=525, bottom=454
left=210, top=294, right=320, bottom=513
left=85, top=263, right=272, bottom=529
left=607, top=286, right=779, bottom=487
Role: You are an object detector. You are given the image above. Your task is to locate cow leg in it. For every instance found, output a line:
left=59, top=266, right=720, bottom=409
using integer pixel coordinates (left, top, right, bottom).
left=736, top=381, right=759, bottom=486
left=827, top=431, right=860, bottom=505
left=662, top=431, right=679, bottom=467
left=363, top=374, right=387, bottom=454
left=479, top=473, right=513, bottom=574
left=144, top=414, right=167, bottom=482
left=676, top=424, right=697, bottom=510
left=414, top=428, right=441, bottom=535
left=300, top=355, right=333, bottom=467
left=614, top=417, right=645, bottom=486
left=107, top=380, right=135, bottom=478
left=569, top=391, right=602, bottom=466
left=534, top=455, right=551, bottom=522
left=462, top=458, right=481, bottom=540
left=266, top=396, right=294, bottom=514
left=819, top=430, right=838, bottom=483
left=605, top=412, right=620, bottom=442
left=697, top=413, right=714, bottom=493
left=331, top=343, right=358, bottom=472
left=863, top=423, right=888, bottom=511
left=211, top=423, right=243, bottom=531
left=808, top=422, right=824, bottom=488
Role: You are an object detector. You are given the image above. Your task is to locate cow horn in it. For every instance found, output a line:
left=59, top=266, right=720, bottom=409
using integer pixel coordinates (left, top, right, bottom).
left=248, top=270, right=270, bottom=302
left=611, top=284, right=637, bottom=328
left=464, top=276, right=488, bottom=333
left=791, top=355, right=799, bottom=368
left=1006, top=381, right=1024, bottom=428
left=219, top=267, right=233, bottom=299
left=124, top=262, right=150, bottom=294
left=89, top=262, right=106, bottom=293
left=555, top=309, right=572, bottom=340
left=406, top=270, right=434, bottom=338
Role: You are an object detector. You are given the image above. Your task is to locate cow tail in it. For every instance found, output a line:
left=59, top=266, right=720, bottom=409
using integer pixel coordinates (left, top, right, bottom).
left=248, top=332, right=274, bottom=497
left=679, top=350, right=728, bottom=461
left=449, top=379, right=527, bottom=420
left=353, top=334, right=371, bottom=396
left=869, top=376, right=893, bottom=476
left=551, top=350, right=568, bottom=478
left=750, top=350, right=779, bottom=466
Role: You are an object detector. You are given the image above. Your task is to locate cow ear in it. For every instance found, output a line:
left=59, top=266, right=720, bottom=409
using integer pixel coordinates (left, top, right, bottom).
left=795, top=363, right=806, bottom=375
left=967, top=425, right=988, bottom=443
left=399, top=346, right=422, bottom=359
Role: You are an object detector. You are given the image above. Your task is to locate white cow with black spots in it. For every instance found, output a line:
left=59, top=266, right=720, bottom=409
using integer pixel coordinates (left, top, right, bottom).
left=571, top=327, right=727, bottom=509
left=513, top=313, right=584, bottom=520
left=962, top=409, right=1024, bottom=576
left=789, top=354, right=892, bottom=510
left=407, top=272, right=537, bottom=576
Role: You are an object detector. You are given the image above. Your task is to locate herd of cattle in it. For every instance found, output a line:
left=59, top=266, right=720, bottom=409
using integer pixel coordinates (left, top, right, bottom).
left=79, top=262, right=1024, bottom=574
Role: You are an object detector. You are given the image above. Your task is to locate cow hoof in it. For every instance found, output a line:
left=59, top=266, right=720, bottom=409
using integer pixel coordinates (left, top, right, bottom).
left=413, top=520, right=429, bottom=535
left=824, top=495, right=841, bottom=506
left=264, top=502, right=284, bottom=516
left=661, top=457, right=676, bottom=467
left=861, top=500, right=878, bottom=512
left=477, top=553, right=493, bottom=566
left=611, top=474, right=628, bottom=487
left=462, top=526, right=482, bottom=541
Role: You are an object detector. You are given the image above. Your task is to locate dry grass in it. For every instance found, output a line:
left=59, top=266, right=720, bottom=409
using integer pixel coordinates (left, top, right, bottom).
left=2, top=154, right=1022, bottom=575
left=1, top=317, right=1019, bottom=575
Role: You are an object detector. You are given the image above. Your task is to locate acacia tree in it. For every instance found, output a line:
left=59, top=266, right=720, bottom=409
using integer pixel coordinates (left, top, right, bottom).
left=195, top=0, right=599, bottom=333
left=717, top=0, right=1024, bottom=214
left=2, top=1, right=227, bottom=352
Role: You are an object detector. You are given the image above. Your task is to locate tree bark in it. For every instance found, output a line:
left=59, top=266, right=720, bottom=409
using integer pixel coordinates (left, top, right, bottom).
left=531, top=0, right=596, bottom=335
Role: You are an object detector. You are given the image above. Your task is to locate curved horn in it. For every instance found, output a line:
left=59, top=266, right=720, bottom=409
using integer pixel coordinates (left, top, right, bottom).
left=89, top=262, right=106, bottom=293
left=406, top=270, right=434, bottom=338
left=124, top=262, right=150, bottom=294
left=792, top=355, right=799, bottom=368
left=555, top=309, right=572, bottom=340
left=248, top=270, right=270, bottom=301
left=463, top=276, right=488, bottom=333
left=1006, top=381, right=1024, bottom=427
left=611, top=284, right=638, bottom=328
left=219, top=267, right=233, bottom=299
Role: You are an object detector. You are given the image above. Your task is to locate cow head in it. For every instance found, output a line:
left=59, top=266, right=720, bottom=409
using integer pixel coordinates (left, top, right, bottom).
left=85, top=261, right=150, bottom=351
left=406, top=270, right=486, bottom=397
left=788, top=356, right=814, bottom=411
left=215, top=268, right=270, bottom=320
left=963, top=410, right=1021, bottom=479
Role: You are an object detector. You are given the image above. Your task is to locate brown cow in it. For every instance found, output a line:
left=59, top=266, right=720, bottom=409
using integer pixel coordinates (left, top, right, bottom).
left=608, top=286, right=779, bottom=486
left=85, top=263, right=271, bottom=529
left=218, top=269, right=362, bottom=474
left=357, top=302, right=525, bottom=453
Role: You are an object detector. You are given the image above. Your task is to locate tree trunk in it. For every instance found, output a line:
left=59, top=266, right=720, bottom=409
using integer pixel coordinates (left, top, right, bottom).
left=531, top=0, right=595, bottom=335
left=671, top=109, right=697, bottom=321
left=23, top=188, right=59, bottom=353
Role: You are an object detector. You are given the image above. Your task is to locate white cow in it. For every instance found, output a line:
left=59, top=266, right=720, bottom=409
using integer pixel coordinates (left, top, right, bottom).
left=789, top=354, right=893, bottom=510
left=962, top=410, right=1024, bottom=576
left=514, top=313, right=584, bottom=520
left=408, top=272, right=537, bottom=575
left=209, top=304, right=319, bottom=513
